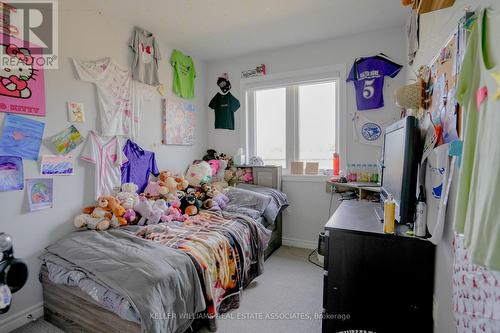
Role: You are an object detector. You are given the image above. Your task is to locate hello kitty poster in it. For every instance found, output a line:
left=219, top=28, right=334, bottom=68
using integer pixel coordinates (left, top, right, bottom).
left=0, top=33, right=45, bottom=117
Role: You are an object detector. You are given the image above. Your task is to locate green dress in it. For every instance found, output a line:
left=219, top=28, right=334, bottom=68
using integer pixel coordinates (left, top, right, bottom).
left=455, top=7, right=500, bottom=270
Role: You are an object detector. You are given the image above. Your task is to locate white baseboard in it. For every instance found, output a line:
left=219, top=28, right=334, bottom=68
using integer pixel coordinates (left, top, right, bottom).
left=282, top=237, right=317, bottom=249
left=0, top=302, right=44, bottom=332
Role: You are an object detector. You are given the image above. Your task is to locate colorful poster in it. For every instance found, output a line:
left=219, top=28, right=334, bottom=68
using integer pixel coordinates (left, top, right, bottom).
left=40, top=155, right=74, bottom=175
left=26, top=178, right=53, bottom=212
left=50, top=125, right=83, bottom=155
left=162, top=99, right=195, bottom=145
left=67, top=101, right=85, bottom=123
left=0, top=156, right=23, bottom=191
left=0, top=33, right=46, bottom=116
left=0, top=114, right=44, bottom=160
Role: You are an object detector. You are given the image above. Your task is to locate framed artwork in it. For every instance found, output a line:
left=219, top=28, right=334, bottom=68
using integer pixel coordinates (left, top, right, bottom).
left=26, top=178, right=53, bottom=212
left=0, top=33, right=46, bottom=116
left=67, top=101, right=85, bottom=122
left=40, top=155, right=74, bottom=175
left=50, top=125, right=83, bottom=155
left=162, top=98, right=195, bottom=145
left=0, top=114, right=45, bottom=160
left=0, top=156, right=23, bottom=191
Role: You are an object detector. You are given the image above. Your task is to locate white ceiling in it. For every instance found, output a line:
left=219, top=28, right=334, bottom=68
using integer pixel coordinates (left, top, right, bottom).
left=63, top=0, right=408, bottom=62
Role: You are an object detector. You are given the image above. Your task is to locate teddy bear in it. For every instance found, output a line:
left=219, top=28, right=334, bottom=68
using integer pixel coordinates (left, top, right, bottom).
left=116, top=183, right=139, bottom=209
left=202, top=149, right=219, bottom=161
left=224, top=167, right=241, bottom=186
left=101, top=195, right=127, bottom=227
left=75, top=197, right=114, bottom=230
left=133, top=196, right=162, bottom=225
left=157, top=171, right=189, bottom=196
left=180, top=189, right=202, bottom=216
left=143, top=181, right=168, bottom=199
left=73, top=214, right=110, bottom=231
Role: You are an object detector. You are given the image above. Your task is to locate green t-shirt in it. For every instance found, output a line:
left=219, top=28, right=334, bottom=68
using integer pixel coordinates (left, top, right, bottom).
left=170, top=49, right=196, bottom=99
left=455, top=7, right=500, bottom=270
left=208, top=92, right=240, bottom=130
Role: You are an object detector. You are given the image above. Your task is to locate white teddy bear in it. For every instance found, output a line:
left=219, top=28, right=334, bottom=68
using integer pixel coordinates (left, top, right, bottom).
left=116, top=183, right=140, bottom=209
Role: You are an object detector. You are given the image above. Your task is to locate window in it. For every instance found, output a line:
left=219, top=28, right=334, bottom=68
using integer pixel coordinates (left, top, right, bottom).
left=245, top=69, right=343, bottom=171
left=255, top=88, right=287, bottom=167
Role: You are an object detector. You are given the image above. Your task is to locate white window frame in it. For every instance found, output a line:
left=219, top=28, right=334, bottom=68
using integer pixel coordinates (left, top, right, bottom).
left=240, top=65, right=348, bottom=171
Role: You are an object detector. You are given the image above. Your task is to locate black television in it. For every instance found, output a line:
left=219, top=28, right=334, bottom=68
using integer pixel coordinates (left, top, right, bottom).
left=380, top=116, right=419, bottom=224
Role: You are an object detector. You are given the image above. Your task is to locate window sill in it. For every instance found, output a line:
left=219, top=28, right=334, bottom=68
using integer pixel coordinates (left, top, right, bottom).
left=282, top=174, right=330, bottom=183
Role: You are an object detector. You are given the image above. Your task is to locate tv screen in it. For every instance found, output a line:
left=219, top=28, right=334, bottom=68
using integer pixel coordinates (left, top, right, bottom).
left=383, top=128, right=405, bottom=205
left=381, top=116, right=419, bottom=224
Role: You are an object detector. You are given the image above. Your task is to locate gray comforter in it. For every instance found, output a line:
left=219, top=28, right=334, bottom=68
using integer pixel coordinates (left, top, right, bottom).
left=42, top=228, right=206, bottom=333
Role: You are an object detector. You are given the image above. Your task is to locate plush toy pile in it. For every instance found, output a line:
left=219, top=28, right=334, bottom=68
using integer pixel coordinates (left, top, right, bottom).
left=74, top=148, right=260, bottom=231
left=74, top=166, right=229, bottom=231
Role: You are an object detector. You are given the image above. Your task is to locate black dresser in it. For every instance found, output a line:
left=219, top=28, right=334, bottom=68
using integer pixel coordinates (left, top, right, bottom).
left=322, top=200, right=435, bottom=333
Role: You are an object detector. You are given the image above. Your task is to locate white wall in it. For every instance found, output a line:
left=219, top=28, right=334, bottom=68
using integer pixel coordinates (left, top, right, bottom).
left=0, top=3, right=207, bottom=330
left=206, top=26, right=406, bottom=247
left=407, top=1, right=490, bottom=332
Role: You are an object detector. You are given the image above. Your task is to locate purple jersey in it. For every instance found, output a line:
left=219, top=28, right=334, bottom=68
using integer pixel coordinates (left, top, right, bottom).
left=347, top=55, right=402, bottom=110
left=121, top=139, right=159, bottom=193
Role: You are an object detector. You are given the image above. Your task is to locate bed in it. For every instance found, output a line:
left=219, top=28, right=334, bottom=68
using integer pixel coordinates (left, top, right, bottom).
left=40, top=166, right=287, bottom=333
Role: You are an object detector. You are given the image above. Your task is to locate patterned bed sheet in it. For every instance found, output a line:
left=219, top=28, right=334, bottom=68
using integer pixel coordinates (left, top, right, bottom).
left=43, top=210, right=270, bottom=331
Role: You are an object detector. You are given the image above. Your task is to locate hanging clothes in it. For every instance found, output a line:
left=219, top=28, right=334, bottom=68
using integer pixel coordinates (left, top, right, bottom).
left=121, top=139, right=159, bottom=193
left=129, top=27, right=161, bottom=86
left=454, top=7, right=500, bottom=270
left=347, top=54, right=402, bottom=110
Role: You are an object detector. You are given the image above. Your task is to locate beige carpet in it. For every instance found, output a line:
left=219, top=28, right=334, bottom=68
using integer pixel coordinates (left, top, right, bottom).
left=13, top=246, right=323, bottom=333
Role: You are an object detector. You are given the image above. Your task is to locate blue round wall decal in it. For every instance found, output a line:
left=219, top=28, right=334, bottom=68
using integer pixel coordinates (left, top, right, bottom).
left=361, top=122, right=381, bottom=141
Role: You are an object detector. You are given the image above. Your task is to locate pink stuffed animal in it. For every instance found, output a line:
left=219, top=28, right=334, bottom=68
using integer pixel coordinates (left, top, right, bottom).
left=168, top=199, right=188, bottom=222
left=133, top=196, right=162, bottom=225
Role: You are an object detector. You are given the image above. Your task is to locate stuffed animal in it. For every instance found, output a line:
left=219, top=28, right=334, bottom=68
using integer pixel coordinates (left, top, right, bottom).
left=185, top=161, right=212, bottom=187
left=174, top=176, right=189, bottom=191
left=219, top=153, right=233, bottom=168
left=242, top=168, right=253, bottom=183
left=181, top=190, right=201, bottom=216
left=224, top=167, right=239, bottom=186
left=158, top=171, right=189, bottom=195
left=168, top=199, right=188, bottom=222
left=116, top=183, right=140, bottom=209
left=123, top=209, right=137, bottom=224
left=143, top=181, right=168, bottom=199
left=203, top=193, right=229, bottom=211
left=152, top=199, right=172, bottom=223
left=153, top=198, right=188, bottom=223
left=202, top=149, right=219, bottom=161
left=98, top=196, right=127, bottom=227
left=207, top=160, right=222, bottom=177
left=74, top=214, right=110, bottom=231
left=133, top=196, right=162, bottom=225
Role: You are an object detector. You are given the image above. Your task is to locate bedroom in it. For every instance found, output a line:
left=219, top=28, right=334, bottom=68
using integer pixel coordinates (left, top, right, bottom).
left=0, top=0, right=499, bottom=332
